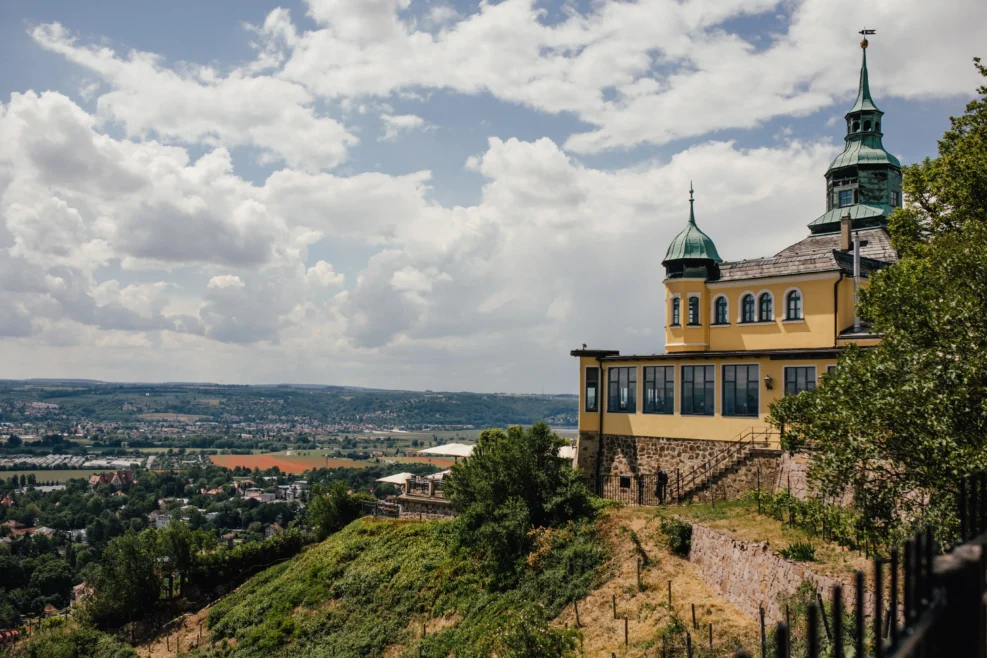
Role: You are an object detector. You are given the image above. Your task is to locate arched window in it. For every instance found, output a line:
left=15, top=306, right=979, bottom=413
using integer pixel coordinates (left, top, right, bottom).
left=741, top=294, right=755, bottom=323
left=786, top=290, right=802, bottom=320
left=671, top=297, right=680, bottom=326
left=863, top=120, right=871, bottom=131
left=852, top=120, right=860, bottom=132
left=714, top=297, right=728, bottom=325
left=875, top=121, right=881, bottom=132
left=688, top=297, right=700, bottom=325
left=758, top=293, right=773, bottom=322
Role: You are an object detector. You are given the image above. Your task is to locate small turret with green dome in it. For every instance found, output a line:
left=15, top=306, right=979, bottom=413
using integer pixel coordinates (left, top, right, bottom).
left=663, top=183, right=722, bottom=280
left=808, top=35, right=903, bottom=234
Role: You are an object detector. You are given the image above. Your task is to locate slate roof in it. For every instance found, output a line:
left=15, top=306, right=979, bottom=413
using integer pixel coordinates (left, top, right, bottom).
left=775, top=227, right=898, bottom=262
left=714, top=227, right=894, bottom=283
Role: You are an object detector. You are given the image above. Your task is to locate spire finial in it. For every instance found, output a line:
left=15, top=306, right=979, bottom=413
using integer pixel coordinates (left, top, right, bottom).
left=849, top=30, right=879, bottom=114
left=688, top=182, right=696, bottom=225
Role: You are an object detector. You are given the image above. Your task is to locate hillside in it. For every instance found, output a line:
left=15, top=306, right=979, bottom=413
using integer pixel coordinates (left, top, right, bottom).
left=0, top=382, right=577, bottom=428
left=157, top=508, right=759, bottom=658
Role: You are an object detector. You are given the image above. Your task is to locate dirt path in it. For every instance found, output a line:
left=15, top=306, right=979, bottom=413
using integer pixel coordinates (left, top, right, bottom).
left=137, top=604, right=224, bottom=658
left=556, top=507, right=760, bottom=657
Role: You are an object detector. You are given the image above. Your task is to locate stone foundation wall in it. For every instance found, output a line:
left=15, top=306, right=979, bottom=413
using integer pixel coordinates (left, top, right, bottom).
left=688, top=523, right=878, bottom=623
left=775, top=452, right=811, bottom=500
left=601, top=434, right=735, bottom=478
left=399, top=498, right=456, bottom=520
left=706, top=451, right=782, bottom=503
left=588, top=433, right=784, bottom=503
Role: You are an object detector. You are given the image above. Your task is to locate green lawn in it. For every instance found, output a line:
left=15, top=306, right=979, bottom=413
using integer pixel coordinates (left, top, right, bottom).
left=0, top=469, right=106, bottom=484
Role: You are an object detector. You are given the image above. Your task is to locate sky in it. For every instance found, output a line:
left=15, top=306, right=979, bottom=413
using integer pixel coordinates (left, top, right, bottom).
left=0, top=0, right=984, bottom=394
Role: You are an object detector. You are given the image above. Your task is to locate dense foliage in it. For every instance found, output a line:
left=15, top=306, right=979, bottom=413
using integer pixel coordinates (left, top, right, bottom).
left=305, top=481, right=374, bottom=540
left=16, top=621, right=137, bottom=658
left=444, top=422, right=595, bottom=586
left=770, top=60, right=987, bottom=541
left=659, top=517, right=692, bottom=557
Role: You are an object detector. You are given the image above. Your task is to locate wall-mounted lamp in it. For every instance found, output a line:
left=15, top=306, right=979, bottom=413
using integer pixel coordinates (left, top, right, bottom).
left=763, top=375, right=773, bottom=390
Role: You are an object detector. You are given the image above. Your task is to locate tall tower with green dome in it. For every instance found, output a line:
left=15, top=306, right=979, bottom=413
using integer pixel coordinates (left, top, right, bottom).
left=662, top=183, right=722, bottom=280
left=808, top=36, right=902, bottom=234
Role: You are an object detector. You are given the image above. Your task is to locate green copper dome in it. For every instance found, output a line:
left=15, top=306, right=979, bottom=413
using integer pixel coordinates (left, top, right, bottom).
left=663, top=185, right=722, bottom=265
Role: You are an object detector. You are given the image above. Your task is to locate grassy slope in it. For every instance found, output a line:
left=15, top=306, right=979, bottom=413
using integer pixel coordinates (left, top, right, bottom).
left=667, top=501, right=870, bottom=580
left=202, top=517, right=602, bottom=657
left=196, top=508, right=766, bottom=658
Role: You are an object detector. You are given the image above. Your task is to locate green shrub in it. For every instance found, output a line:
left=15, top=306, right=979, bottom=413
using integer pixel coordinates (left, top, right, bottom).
left=444, top=422, right=595, bottom=588
left=778, top=540, right=816, bottom=562
left=660, top=518, right=692, bottom=557
left=19, top=625, right=136, bottom=658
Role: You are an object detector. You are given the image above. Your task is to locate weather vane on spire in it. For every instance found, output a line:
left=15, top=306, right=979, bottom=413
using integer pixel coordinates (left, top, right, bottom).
left=859, top=28, right=875, bottom=49
left=689, top=181, right=694, bottom=202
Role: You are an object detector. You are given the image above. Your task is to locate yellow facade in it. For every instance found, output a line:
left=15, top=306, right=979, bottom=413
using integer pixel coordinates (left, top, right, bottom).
left=576, top=354, right=835, bottom=442
left=571, top=41, right=897, bottom=452
left=665, top=273, right=869, bottom=352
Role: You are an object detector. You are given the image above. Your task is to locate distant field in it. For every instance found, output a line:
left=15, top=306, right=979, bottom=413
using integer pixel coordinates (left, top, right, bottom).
left=0, top=469, right=105, bottom=483
left=138, top=413, right=211, bottom=422
left=209, top=453, right=455, bottom=473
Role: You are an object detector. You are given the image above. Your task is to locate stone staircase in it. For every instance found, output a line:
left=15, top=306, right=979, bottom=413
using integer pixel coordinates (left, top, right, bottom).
left=673, top=428, right=781, bottom=503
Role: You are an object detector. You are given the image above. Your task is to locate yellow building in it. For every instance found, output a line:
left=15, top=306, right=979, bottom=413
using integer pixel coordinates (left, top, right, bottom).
left=570, top=39, right=900, bottom=499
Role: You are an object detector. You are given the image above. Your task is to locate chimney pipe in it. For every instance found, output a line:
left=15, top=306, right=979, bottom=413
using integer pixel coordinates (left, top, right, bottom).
left=840, top=211, right=852, bottom=251
left=853, top=229, right=861, bottom=333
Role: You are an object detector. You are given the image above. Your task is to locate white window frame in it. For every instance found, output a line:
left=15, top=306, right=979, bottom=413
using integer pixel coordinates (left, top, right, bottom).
left=686, top=292, right=702, bottom=326
left=711, top=294, right=730, bottom=326
left=669, top=293, right=682, bottom=327
left=756, top=290, right=775, bottom=323
left=782, top=287, right=804, bottom=323
left=738, top=290, right=756, bottom=323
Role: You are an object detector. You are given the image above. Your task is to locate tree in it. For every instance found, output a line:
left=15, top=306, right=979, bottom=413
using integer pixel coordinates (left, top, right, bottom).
left=28, top=558, right=74, bottom=606
left=305, top=481, right=372, bottom=540
left=81, top=529, right=161, bottom=628
left=5, top=435, right=22, bottom=449
left=158, top=519, right=193, bottom=593
left=770, top=59, right=987, bottom=543
left=444, top=422, right=593, bottom=586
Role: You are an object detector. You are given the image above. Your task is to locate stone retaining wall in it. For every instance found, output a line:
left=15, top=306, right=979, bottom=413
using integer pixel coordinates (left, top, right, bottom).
left=581, top=432, right=783, bottom=502
left=688, top=523, right=877, bottom=623
left=399, top=498, right=456, bottom=520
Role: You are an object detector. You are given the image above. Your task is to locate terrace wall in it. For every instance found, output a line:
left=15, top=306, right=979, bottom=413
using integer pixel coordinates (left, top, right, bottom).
left=688, top=522, right=878, bottom=623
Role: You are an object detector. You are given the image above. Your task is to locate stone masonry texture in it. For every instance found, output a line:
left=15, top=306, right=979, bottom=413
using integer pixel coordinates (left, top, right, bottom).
left=688, top=522, right=877, bottom=624
left=585, top=433, right=783, bottom=503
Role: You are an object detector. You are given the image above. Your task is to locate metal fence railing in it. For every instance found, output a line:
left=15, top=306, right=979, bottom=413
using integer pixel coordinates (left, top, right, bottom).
left=361, top=500, right=400, bottom=519
left=734, top=472, right=987, bottom=658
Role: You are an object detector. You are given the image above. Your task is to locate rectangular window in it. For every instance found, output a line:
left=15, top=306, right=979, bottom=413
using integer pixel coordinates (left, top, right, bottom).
left=688, top=296, right=700, bottom=325
left=784, top=366, right=817, bottom=395
left=723, top=365, right=759, bottom=417
left=891, top=190, right=900, bottom=207
left=671, top=297, right=680, bottom=326
left=681, top=365, right=715, bottom=416
left=585, top=367, right=599, bottom=412
left=839, top=190, right=854, bottom=207
left=644, top=366, right=674, bottom=415
left=607, top=367, right=637, bottom=413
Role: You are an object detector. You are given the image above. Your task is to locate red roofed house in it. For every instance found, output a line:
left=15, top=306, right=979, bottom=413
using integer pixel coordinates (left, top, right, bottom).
left=0, top=496, right=13, bottom=508
left=88, top=471, right=135, bottom=491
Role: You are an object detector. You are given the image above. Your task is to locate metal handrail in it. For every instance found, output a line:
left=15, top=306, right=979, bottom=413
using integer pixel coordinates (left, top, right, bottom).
left=675, top=427, right=777, bottom=502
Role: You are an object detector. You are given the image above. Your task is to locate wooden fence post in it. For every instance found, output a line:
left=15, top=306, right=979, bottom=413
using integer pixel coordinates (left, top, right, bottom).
left=691, top=603, right=697, bottom=630
left=612, top=594, right=617, bottom=620
left=667, top=580, right=672, bottom=607
left=573, top=600, right=580, bottom=628
left=759, top=606, right=766, bottom=658
left=624, top=617, right=628, bottom=647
